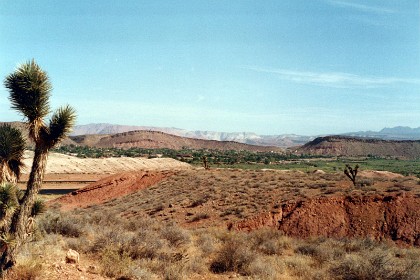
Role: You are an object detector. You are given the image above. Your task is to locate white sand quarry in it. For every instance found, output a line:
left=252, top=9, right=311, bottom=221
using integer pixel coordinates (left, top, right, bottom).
left=22, top=151, right=191, bottom=174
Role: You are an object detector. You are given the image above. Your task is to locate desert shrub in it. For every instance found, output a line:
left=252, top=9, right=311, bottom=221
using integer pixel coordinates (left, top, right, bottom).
left=250, top=228, right=291, bottom=255
left=160, top=225, right=191, bottom=247
left=245, top=256, right=278, bottom=279
left=295, top=242, right=331, bottom=265
left=85, top=210, right=123, bottom=227
left=89, top=227, right=131, bottom=254
left=9, top=258, right=42, bottom=280
left=183, top=255, right=207, bottom=274
left=330, top=248, right=419, bottom=280
left=149, top=204, right=164, bottom=215
left=123, top=232, right=164, bottom=260
left=195, top=232, right=218, bottom=254
left=210, top=236, right=256, bottom=275
left=129, top=267, right=157, bottom=280
left=340, top=238, right=378, bottom=253
left=65, top=237, right=90, bottom=253
left=163, top=264, right=185, bottom=280
left=315, top=239, right=346, bottom=260
left=386, top=186, right=401, bottom=192
left=189, top=213, right=210, bottom=222
left=127, top=215, right=160, bottom=231
left=100, top=247, right=133, bottom=279
left=357, top=178, right=374, bottom=187
left=188, top=196, right=209, bottom=208
left=37, top=211, right=85, bottom=237
left=284, top=254, right=314, bottom=278
left=295, top=243, right=319, bottom=256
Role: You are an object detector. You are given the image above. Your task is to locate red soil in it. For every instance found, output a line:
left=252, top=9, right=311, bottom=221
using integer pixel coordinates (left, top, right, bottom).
left=50, top=170, right=419, bottom=246
left=231, top=192, right=420, bottom=246
left=50, top=170, right=173, bottom=211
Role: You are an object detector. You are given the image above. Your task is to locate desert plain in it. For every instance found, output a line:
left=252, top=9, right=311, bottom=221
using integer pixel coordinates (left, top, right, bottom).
left=6, top=149, right=420, bottom=280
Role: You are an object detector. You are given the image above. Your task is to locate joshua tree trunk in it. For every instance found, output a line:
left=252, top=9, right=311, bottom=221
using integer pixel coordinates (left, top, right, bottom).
left=0, top=145, right=48, bottom=273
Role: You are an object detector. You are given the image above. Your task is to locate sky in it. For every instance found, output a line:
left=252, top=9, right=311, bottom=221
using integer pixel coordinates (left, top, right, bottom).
left=0, top=0, right=419, bottom=135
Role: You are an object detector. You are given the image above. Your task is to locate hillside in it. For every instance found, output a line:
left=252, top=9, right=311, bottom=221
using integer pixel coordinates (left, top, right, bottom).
left=52, top=168, right=420, bottom=246
left=70, top=130, right=283, bottom=152
left=297, top=136, right=420, bottom=159
left=71, top=123, right=312, bottom=148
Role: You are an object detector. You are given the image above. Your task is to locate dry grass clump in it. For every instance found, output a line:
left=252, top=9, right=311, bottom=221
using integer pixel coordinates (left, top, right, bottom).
left=330, top=249, right=419, bottom=280
left=209, top=234, right=255, bottom=275
left=7, top=258, right=42, bottom=280
left=12, top=208, right=418, bottom=279
left=38, top=211, right=85, bottom=237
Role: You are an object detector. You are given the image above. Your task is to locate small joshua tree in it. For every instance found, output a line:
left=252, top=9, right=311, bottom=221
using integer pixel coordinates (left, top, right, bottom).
left=344, top=164, right=359, bottom=186
left=202, top=156, right=210, bottom=170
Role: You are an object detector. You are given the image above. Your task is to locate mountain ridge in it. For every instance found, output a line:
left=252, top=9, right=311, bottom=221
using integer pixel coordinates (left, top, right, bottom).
left=3, top=121, right=420, bottom=150
left=70, top=123, right=313, bottom=148
left=297, top=135, right=420, bottom=159
left=70, top=130, right=283, bottom=152
left=70, top=123, right=420, bottom=148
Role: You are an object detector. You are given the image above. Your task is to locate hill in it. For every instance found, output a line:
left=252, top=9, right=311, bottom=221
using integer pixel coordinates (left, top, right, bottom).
left=71, top=123, right=312, bottom=148
left=70, top=130, right=283, bottom=152
left=1, top=122, right=282, bottom=152
left=52, top=168, right=420, bottom=246
left=297, top=136, right=420, bottom=159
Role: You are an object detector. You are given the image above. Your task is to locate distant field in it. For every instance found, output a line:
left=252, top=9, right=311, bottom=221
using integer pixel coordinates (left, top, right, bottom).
left=53, top=145, right=420, bottom=178
left=218, top=158, right=420, bottom=178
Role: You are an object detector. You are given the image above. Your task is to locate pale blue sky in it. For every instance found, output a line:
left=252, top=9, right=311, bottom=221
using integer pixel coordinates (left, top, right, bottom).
left=1, top=0, right=419, bottom=135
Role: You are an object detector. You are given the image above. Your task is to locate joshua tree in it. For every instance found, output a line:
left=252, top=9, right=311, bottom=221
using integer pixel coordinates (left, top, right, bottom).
left=0, top=60, right=76, bottom=273
left=202, top=155, right=210, bottom=170
left=344, top=164, right=359, bottom=186
left=0, top=125, right=26, bottom=184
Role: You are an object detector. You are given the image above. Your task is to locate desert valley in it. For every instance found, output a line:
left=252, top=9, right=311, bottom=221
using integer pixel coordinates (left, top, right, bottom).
left=1, top=1, right=419, bottom=279
left=2, top=121, right=419, bottom=279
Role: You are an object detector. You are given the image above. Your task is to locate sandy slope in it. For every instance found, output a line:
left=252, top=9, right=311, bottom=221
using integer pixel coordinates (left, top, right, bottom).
left=21, top=151, right=191, bottom=174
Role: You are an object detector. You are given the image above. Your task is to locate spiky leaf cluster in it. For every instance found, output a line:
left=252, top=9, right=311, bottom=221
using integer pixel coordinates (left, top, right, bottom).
left=30, top=199, right=46, bottom=217
left=0, top=125, right=26, bottom=182
left=4, top=60, right=76, bottom=149
left=0, top=184, right=21, bottom=220
left=4, top=60, right=51, bottom=141
left=45, top=105, right=76, bottom=148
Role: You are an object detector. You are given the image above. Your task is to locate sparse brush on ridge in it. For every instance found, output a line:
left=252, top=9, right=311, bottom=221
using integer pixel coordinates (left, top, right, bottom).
left=0, top=60, right=76, bottom=275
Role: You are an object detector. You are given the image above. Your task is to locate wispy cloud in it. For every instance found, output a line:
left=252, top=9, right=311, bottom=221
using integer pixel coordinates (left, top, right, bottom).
left=327, top=0, right=396, bottom=14
left=245, top=66, right=420, bottom=89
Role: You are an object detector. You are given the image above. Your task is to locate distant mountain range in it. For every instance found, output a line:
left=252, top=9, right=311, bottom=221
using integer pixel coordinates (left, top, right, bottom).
left=70, top=123, right=313, bottom=148
left=3, top=121, right=420, bottom=149
left=342, top=126, right=420, bottom=140
left=70, top=123, right=420, bottom=148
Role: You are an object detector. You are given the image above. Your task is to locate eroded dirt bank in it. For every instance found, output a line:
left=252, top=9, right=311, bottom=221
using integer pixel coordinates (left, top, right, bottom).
left=232, top=193, right=420, bottom=246
left=50, top=170, right=174, bottom=211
